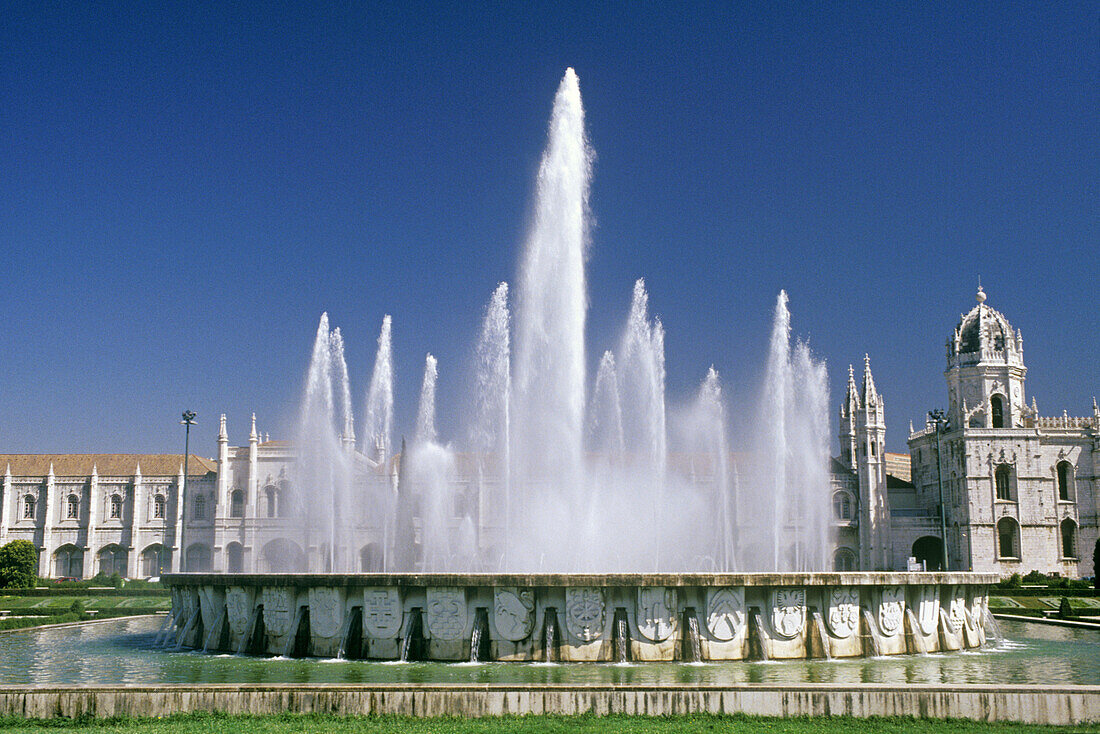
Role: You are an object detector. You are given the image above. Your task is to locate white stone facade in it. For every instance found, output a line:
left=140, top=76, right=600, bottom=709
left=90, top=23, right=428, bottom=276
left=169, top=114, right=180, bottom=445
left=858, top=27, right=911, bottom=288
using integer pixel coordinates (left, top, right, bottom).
left=906, top=288, right=1098, bottom=577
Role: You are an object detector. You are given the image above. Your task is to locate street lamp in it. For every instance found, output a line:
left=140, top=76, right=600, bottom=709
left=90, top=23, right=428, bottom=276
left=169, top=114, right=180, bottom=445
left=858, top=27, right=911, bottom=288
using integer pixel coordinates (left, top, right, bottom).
left=928, top=408, right=950, bottom=571
left=180, top=411, right=197, bottom=571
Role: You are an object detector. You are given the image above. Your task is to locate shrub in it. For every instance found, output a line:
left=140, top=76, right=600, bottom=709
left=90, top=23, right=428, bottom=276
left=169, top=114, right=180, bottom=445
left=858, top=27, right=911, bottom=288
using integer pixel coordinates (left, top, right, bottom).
left=1094, top=539, right=1099, bottom=591
left=0, top=540, right=38, bottom=589
left=69, top=599, right=85, bottom=618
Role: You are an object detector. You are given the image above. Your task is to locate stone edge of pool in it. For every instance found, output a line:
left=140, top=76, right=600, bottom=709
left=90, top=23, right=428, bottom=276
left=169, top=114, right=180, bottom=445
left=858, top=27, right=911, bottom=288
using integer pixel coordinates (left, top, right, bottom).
left=0, top=683, right=1097, bottom=725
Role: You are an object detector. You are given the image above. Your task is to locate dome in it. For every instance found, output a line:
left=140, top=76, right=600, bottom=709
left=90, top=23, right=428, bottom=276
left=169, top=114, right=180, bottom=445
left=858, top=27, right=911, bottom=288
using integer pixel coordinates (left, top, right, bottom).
left=949, top=287, right=1022, bottom=363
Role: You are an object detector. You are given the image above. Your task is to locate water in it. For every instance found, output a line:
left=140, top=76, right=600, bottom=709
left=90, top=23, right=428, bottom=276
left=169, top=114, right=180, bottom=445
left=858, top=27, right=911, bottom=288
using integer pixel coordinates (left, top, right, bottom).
left=3, top=618, right=1094, bottom=686
left=263, top=68, right=836, bottom=574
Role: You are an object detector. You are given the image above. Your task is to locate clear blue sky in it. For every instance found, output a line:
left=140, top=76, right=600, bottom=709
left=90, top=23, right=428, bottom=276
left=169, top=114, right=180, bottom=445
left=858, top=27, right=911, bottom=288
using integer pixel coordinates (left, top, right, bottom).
left=2, top=2, right=1096, bottom=456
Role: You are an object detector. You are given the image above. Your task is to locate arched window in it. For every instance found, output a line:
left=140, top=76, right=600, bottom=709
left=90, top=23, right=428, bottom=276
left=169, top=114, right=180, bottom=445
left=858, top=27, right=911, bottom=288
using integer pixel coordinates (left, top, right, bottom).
left=1057, top=461, right=1073, bottom=502
left=66, top=494, right=80, bottom=519
left=153, top=494, right=166, bottom=519
left=141, top=544, right=169, bottom=577
left=360, top=543, right=383, bottom=572
left=1061, top=519, right=1077, bottom=559
left=997, top=517, right=1020, bottom=559
left=185, top=543, right=212, bottom=572
left=991, top=395, right=1005, bottom=428
left=23, top=495, right=35, bottom=519
left=109, top=494, right=123, bottom=519
left=226, top=542, right=244, bottom=573
left=230, top=489, right=245, bottom=518
left=995, top=464, right=1014, bottom=501
left=832, top=491, right=853, bottom=520
left=833, top=547, right=857, bottom=571
left=53, top=544, right=83, bottom=579
left=193, top=494, right=205, bottom=520
left=97, top=544, right=128, bottom=577
left=277, top=481, right=293, bottom=518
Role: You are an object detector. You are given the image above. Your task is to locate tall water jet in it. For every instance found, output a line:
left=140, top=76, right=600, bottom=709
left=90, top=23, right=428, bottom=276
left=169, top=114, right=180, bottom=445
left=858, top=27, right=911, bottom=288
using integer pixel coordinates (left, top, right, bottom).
left=513, top=67, right=592, bottom=485
left=297, top=313, right=340, bottom=572
left=415, top=354, right=439, bottom=445
left=790, top=339, right=832, bottom=570
left=364, top=315, right=394, bottom=461
left=696, top=367, right=734, bottom=571
left=618, top=279, right=667, bottom=475
left=588, top=351, right=625, bottom=457
left=762, top=290, right=792, bottom=571
left=471, top=283, right=511, bottom=566
left=330, top=327, right=354, bottom=447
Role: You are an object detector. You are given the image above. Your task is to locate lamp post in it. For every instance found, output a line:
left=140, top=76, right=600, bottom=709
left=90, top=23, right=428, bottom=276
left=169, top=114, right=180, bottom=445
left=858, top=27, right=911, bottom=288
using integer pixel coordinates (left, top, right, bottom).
left=180, top=411, right=196, bottom=571
left=928, top=409, right=950, bottom=571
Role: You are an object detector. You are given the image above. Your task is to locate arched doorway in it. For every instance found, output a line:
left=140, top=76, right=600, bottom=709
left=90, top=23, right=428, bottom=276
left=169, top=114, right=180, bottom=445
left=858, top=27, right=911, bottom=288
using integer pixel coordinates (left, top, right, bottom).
left=140, top=544, right=169, bottom=577
left=226, top=542, right=245, bottom=573
left=912, top=536, right=944, bottom=571
left=52, top=544, right=83, bottom=579
left=185, top=543, right=212, bottom=572
left=260, top=538, right=305, bottom=572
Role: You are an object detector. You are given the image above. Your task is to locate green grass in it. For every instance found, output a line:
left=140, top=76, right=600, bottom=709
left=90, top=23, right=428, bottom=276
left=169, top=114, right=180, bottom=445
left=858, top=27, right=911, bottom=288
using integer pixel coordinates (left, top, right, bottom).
left=0, top=595, right=171, bottom=614
left=0, top=713, right=1096, bottom=733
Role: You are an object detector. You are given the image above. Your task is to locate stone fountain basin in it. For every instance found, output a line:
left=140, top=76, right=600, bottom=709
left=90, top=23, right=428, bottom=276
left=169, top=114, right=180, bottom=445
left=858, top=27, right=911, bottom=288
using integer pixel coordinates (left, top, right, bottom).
left=163, top=572, right=997, bottom=662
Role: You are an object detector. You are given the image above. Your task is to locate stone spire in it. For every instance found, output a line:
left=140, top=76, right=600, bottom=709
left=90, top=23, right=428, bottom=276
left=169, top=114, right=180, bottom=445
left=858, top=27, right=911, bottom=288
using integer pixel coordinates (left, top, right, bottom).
left=844, top=363, right=861, bottom=414
left=218, top=413, right=228, bottom=442
left=249, top=413, right=258, bottom=442
left=861, top=354, right=879, bottom=406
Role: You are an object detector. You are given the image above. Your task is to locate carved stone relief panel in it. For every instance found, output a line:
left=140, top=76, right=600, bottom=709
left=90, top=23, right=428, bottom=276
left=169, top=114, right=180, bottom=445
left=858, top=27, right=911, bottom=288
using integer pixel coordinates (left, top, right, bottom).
left=225, top=587, right=253, bottom=635
left=947, top=587, right=966, bottom=632
left=565, top=587, right=605, bottom=642
left=426, top=587, right=467, bottom=641
left=826, top=587, right=860, bottom=638
left=308, top=587, right=343, bottom=639
left=916, top=585, right=939, bottom=636
left=705, top=587, right=745, bottom=641
left=363, top=587, right=402, bottom=638
left=494, top=587, right=535, bottom=641
left=771, top=588, right=805, bottom=639
left=636, top=587, right=676, bottom=642
left=877, top=585, right=904, bottom=637
left=261, top=587, right=294, bottom=637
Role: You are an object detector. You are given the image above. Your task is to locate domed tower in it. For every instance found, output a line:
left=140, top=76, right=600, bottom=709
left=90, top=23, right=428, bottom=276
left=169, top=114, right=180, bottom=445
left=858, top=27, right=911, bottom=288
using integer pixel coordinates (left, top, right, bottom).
left=945, top=286, right=1028, bottom=431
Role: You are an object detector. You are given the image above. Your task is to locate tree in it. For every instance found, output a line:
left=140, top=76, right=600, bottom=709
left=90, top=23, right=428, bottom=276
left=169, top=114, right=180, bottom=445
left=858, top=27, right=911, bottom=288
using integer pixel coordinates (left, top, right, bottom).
left=0, top=540, right=38, bottom=589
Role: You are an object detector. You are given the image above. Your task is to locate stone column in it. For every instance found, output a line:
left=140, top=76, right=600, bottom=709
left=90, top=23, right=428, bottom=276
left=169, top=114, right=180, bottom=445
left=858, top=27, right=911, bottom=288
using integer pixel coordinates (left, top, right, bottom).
left=127, top=465, right=144, bottom=578
left=171, top=464, right=185, bottom=572
left=83, top=465, right=100, bottom=580
left=40, top=464, right=55, bottom=578
left=0, top=464, right=11, bottom=545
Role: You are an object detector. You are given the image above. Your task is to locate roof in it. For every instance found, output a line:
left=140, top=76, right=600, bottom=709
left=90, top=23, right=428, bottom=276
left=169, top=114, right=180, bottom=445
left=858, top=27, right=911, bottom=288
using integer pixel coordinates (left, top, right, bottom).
left=0, top=454, right=217, bottom=478
left=884, top=452, right=911, bottom=483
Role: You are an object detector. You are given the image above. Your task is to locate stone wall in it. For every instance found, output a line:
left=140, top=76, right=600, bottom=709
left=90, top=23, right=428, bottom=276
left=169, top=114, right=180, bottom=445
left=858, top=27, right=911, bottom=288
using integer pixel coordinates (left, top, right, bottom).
left=0, top=683, right=1096, bottom=724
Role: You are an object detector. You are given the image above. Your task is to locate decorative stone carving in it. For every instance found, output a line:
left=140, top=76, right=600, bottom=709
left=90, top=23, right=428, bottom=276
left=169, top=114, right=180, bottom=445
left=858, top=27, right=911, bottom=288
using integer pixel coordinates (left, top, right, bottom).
left=877, top=585, right=904, bottom=636
left=916, top=586, right=939, bottom=636
left=426, top=587, right=466, bottom=641
left=565, top=587, right=605, bottom=642
left=308, top=587, right=343, bottom=639
left=261, top=587, right=294, bottom=637
left=705, top=587, right=745, bottom=641
left=948, top=590, right=966, bottom=633
left=494, top=587, right=535, bottom=641
left=636, top=587, right=676, bottom=642
left=771, top=588, right=805, bottom=639
left=225, top=587, right=253, bottom=635
left=363, top=587, right=402, bottom=638
left=826, top=587, right=860, bottom=638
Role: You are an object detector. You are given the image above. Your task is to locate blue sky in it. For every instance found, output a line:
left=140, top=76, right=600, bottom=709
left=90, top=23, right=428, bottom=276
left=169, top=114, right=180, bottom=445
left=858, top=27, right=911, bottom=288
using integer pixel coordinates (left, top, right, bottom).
left=1, top=2, right=1096, bottom=455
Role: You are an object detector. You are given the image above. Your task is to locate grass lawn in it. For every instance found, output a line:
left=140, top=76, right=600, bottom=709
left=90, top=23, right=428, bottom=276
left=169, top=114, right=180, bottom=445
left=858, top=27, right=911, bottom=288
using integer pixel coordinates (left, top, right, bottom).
left=0, top=595, right=170, bottom=614
left=0, top=714, right=1096, bottom=733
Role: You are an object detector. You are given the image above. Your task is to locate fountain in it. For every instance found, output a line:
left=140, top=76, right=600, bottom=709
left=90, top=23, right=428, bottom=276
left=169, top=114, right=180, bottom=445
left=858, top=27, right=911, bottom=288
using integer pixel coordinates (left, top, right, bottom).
left=165, top=68, right=995, bottom=662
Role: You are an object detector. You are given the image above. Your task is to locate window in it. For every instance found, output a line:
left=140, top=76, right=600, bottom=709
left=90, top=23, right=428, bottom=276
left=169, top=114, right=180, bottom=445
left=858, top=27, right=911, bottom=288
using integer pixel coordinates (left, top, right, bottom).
left=995, top=465, right=1013, bottom=501
left=832, top=491, right=853, bottom=520
left=109, top=494, right=122, bottom=519
left=1061, top=519, right=1077, bottom=558
left=153, top=494, right=166, bottom=519
left=264, top=485, right=277, bottom=518
left=991, top=395, right=1004, bottom=428
left=997, top=517, right=1019, bottom=559
left=230, top=489, right=245, bottom=518
left=193, top=495, right=205, bottom=520
left=97, top=545, right=127, bottom=577
left=141, top=544, right=169, bottom=577
left=66, top=494, right=79, bottom=519
left=23, top=495, right=35, bottom=519
left=870, top=440, right=876, bottom=456
left=1057, top=461, right=1073, bottom=501
left=53, top=545, right=83, bottom=579
left=833, top=548, right=857, bottom=571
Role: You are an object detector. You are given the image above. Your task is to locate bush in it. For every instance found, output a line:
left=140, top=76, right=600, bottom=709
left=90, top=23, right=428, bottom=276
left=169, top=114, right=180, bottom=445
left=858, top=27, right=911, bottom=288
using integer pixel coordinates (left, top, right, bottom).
left=69, top=599, right=85, bottom=618
left=998, top=572, right=1022, bottom=589
left=1094, top=539, right=1099, bottom=591
left=0, top=540, right=38, bottom=589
